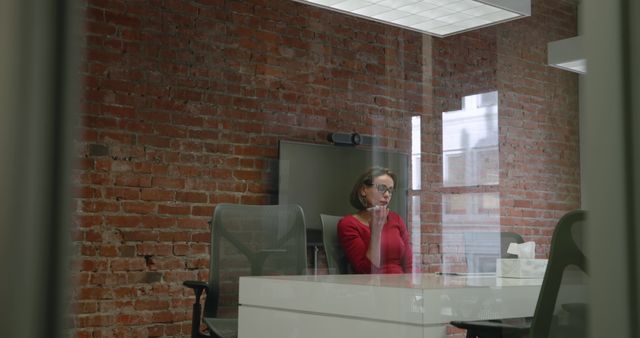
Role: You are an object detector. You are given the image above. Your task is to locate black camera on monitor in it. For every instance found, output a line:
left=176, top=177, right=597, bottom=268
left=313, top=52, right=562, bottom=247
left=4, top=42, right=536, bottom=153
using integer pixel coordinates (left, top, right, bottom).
left=327, top=132, right=371, bottom=146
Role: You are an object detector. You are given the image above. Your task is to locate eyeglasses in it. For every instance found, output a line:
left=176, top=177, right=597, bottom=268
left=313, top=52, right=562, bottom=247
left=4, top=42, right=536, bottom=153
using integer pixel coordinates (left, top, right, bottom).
left=372, top=184, right=394, bottom=195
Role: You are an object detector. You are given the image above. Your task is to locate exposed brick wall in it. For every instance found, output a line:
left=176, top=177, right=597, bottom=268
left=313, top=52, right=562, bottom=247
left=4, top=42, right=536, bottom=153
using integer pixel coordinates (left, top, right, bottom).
left=71, top=0, right=578, bottom=336
left=497, top=0, right=580, bottom=247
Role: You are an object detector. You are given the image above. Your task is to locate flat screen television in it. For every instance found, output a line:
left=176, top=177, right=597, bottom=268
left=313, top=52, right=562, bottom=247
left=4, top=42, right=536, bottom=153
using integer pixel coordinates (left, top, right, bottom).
left=278, top=140, right=409, bottom=231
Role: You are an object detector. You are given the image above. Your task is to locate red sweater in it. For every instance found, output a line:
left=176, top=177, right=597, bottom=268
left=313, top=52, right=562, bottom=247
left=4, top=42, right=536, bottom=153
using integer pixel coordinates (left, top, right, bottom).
left=337, top=211, right=412, bottom=274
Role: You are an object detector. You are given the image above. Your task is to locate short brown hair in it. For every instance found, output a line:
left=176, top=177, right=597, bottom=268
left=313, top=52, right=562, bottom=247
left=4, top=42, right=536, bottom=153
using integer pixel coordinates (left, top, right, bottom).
left=349, top=166, right=397, bottom=210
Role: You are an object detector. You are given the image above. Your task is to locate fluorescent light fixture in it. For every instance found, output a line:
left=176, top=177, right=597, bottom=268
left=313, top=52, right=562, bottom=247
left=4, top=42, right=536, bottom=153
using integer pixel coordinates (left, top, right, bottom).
left=548, top=36, right=586, bottom=74
left=292, top=0, right=531, bottom=37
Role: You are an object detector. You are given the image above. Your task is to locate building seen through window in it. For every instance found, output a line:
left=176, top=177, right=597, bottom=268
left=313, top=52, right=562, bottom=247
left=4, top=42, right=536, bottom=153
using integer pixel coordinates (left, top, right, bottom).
left=441, top=91, right=500, bottom=272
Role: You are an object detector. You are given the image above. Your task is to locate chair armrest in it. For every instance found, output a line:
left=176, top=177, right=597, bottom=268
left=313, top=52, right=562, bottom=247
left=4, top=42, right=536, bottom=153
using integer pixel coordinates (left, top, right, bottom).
left=451, top=318, right=531, bottom=338
left=451, top=319, right=529, bottom=330
left=183, top=280, right=209, bottom=292
left=183, top=280, right=209, bottom=338
left=183, top=280, right=208, bottom=301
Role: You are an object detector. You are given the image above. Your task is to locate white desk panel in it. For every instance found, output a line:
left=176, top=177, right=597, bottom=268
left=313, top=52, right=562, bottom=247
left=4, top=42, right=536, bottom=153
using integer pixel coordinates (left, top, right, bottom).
left=238, top=306, right=431, bottom=338
left=238, top=273, right=542, bottom=338
left=239, top=274, right=424, bottom=324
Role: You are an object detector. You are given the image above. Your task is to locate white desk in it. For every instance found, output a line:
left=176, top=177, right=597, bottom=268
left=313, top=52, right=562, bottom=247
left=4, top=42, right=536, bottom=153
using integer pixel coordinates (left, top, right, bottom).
left=238, top=273, right=542, bottom=338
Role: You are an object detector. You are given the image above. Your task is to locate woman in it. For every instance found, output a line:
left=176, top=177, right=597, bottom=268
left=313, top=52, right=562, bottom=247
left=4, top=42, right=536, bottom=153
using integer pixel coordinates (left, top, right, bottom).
left=337, top=166, right=412, bottom=274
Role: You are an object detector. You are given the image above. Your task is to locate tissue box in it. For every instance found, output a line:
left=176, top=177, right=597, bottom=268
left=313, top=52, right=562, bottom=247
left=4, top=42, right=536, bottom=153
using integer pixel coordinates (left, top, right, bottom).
left=496, top=258, right=548, bottom=278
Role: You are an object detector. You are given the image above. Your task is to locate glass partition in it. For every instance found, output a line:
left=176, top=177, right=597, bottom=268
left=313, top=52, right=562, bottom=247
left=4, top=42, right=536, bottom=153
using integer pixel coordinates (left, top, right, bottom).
left=70, top=0, right=584, bottom=337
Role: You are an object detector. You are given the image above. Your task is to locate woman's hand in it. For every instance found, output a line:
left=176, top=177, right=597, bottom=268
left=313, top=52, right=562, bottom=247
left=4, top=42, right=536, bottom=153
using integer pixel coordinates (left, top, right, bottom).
left=368, top=205, right=388, bottom=234
left=366, top=206, right=387, bottom=268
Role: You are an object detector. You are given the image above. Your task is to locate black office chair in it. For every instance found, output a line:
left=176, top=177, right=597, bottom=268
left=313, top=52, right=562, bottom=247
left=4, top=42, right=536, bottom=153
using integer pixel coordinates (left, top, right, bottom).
left=320, top=214, right=351, bottom=274
left=183, top=204, right=308, bottom=338
left=451, top=210, right=588, bottom=338
left=464, top=231, right=525, bottom=273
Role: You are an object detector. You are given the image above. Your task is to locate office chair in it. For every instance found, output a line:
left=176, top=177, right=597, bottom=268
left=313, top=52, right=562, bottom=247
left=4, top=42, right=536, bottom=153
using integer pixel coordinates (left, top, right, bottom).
left=183, top=204, right=308, bottom=338
left=464, top=231, right=525, bottom=273
left=451, top=210, right=588, bottom=338
left=320, top=214, right=352, bottom=274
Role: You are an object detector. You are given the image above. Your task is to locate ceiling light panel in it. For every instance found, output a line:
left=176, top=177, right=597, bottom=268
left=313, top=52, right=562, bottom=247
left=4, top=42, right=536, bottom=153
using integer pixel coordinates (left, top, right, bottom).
left=443, top=1, right=482, bottom=12
left=292, top=0, right=531, bottom=37
left=353, top=5, right=392, bottom=16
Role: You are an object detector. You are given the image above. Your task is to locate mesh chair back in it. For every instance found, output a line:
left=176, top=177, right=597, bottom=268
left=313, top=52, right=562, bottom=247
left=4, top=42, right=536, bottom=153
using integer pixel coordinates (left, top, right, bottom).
left=464, top=231, right=525, bottom=273
left=449, top=211, right=588, bottom=338
left=531, top=210, right=588, bottom=338
left=320, top=214, right=351, bottom=274
left=204, top=204, right=307, bottom=318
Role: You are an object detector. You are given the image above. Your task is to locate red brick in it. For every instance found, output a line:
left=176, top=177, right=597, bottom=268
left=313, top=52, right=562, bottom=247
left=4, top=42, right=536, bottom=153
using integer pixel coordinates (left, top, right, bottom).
left=114, top=173, right=152, bottom=187
left=140, top=215, right=176, bottom=228
left=175, top=191, right=207, bottom=203
left=152, top=176, right=185, bottom=189
left=105, top=215, right=142, bottom=228
left=158, top=204, right=191, bottom=215
left=121, top=230, right=159, bottom=241
left=140, top=188, right=175, bottom=202
left=122, top=201, right=156, bottom=214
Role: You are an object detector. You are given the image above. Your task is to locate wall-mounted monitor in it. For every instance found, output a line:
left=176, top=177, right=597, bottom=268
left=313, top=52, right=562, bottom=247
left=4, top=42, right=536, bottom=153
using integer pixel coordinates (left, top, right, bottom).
left=278, top=140, right=409, bottom=231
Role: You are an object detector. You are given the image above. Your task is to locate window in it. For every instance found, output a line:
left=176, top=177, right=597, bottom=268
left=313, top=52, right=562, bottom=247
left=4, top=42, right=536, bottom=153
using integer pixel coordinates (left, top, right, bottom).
left=442, top=91, right=499, bottom=187
left=441, top=91, right=500, bottom=272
